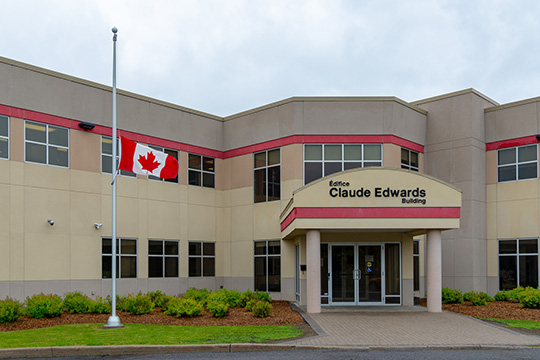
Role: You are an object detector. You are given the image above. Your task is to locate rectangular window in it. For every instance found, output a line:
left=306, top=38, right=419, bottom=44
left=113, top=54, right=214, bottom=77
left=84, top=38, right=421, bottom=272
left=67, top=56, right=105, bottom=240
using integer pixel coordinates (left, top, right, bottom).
left=254, top=148, right=280, bottom=203
left=188, top=154, right=215, bottom=188
left=497, top=144, right=537, bottom=182
left=148, top=145, right=179, bottom=183
left=148, top=240, right=179, bottom=277
left=304, top=144, right=382, bottom=184
left=102, top=238, right=137, bottom=278
left=25, top=120, right=69, bottom=167
left=413, top=240, right=420, bottom=291
left=101, top=136, right=136, bottom=177
left=499, top=239, right=538, bottom=290
left=254, top=240, right=281, bottom=292
left=401, top=148, right=419, bottom=171
left=0, top=115, right=8, bottom=159
left=188, top=241, right=215, bottom=276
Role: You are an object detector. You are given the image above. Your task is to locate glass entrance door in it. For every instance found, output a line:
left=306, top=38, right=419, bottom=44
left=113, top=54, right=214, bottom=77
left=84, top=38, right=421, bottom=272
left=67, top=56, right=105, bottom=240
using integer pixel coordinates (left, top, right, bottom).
left=357, top=245, right=382, bottom=303
left=329, top=244, right=383, bottom=305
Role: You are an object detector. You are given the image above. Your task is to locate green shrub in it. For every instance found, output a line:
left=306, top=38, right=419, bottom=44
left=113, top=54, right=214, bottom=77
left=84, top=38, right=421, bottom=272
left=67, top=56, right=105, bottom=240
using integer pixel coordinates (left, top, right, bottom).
left=206, top=301, right=229, bottom=318
left=148, top=291, right=173, bottom=310
left=254, top=291, right=272, bottom=303
left=164, top=297, right=204, bottom=317
left=510, top=287, right=526, bottom=301
left=0, top=297, right=23, bottom=324
left=470, top=293, right=487, bottom=306
left=252, top=301, right=273, bottom=318
left=123, top=293, right=155, bottom=315
left=224, top=289, right=242, bottom=307
left=441, top=288, right=463, bottom=304
left=91, top=296, right=111, bottom=314
left=63, top=292, right=93, bottom=314
left=238, top=290, right=256, bottom=308
left=246, top=299, right=257, bottom=312
left=519, top=287, right=540, bottom=309
left=463, top=290, right=493, bottom=304
left=107, top=294, right=130, bottom=312
left=25, top=293, right=63, bottom=319
left=183, top=288, right=210, bottom=304
left=494, top=290, right=511, bottom=301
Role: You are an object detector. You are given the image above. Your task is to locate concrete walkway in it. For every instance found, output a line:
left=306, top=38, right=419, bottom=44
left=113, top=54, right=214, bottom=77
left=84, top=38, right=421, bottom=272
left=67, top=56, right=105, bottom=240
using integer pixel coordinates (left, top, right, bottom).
left=292, top=306, right=540, bottom=348
left=2, top=306, right=540, bottom=358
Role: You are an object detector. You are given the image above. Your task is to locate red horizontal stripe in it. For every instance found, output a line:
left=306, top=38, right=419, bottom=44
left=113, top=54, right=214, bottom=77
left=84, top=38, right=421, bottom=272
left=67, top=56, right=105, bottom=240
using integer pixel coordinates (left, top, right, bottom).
left=0, top=104, right=425, bottom=158
left=281, top=207, right=461, bottom=231
left=486, top=136, right=539, bottom=151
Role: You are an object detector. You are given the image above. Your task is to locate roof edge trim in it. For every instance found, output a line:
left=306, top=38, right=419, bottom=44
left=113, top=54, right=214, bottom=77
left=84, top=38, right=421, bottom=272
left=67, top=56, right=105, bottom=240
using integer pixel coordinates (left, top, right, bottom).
left=412, top=88, right=499, bottom=106
left=485, top=96, right=540, bottom=113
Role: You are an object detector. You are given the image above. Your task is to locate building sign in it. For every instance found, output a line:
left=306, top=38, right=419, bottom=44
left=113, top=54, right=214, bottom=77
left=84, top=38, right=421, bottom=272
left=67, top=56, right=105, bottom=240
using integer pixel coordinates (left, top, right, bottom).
left=328, top=180, right=427, bottom=205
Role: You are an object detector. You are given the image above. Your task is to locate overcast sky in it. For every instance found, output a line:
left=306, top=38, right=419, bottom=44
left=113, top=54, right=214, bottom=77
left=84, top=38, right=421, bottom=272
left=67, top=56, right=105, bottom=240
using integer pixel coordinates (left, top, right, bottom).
left=2, top=0, right=540, bottom=116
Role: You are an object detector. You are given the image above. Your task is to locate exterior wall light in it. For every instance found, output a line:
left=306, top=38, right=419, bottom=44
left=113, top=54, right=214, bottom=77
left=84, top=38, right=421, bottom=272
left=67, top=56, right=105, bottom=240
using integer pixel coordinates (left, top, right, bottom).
left=47, top=218, right=54, bottom=226
left=78, top=122, right=96, bottom=130
left=94, top=223, right=103, bottom=229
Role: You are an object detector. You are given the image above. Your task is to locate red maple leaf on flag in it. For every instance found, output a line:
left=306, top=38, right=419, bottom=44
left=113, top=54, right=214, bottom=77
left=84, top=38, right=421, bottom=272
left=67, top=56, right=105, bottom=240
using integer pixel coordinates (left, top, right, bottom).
left=138, top=151, right=161, bottom=173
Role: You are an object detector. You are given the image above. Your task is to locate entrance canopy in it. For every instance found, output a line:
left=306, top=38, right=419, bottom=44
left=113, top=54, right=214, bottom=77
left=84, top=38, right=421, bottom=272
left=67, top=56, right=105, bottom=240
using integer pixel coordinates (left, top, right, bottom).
left=280, top=168, right=462, bottom=239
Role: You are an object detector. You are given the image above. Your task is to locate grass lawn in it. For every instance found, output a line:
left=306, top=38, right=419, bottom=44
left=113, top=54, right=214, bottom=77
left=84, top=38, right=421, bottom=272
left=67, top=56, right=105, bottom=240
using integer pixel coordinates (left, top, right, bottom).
left=0, top=324, right=304, bottom=348
left=486, top=319, right=540, bottom=330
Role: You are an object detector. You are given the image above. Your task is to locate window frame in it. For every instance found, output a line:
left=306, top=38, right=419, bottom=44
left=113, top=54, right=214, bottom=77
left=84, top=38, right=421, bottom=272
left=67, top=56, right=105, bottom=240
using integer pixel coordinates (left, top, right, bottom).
left=148, top=239, right=179, bottom=278
left=0, top=115, right=8, bottom=160
left=254, top=148, right=281, bottom=203
left=498, top=238, right=539, bottom=290
left=24, top=120, right=69, bottom=167
left=188, top=154, right=215, bottom=188
left=101, top=135, right=136, bottom=177
left=101, top=238, right=138, bottom=279
left=303, top=143, right=383, bottom=185
left=254, top=240, right=281, bottom=292
left=148, top=145, right=179, bottom=183
left=497, top=144, right=538, bottom=183
left=188, top=241, right=216, bottom=277
left=413, top=240, right=420, bottom=291
left=401, top=148, right=419, bottom=172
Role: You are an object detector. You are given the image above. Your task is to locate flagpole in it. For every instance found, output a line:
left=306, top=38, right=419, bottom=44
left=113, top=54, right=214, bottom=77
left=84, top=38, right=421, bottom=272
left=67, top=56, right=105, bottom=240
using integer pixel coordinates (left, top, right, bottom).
left=106, top=26, right=122, bottom=328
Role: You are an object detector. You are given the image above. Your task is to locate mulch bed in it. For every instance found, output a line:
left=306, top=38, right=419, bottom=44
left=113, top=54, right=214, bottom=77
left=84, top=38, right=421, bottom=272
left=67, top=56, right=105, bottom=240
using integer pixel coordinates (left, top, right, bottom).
left=0, top=301, right=306, bottom=332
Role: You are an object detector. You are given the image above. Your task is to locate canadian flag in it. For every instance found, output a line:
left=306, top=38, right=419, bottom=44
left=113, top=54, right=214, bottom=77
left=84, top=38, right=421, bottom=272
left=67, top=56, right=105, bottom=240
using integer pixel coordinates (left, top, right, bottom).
left=118, top=136, right=179, bottom=179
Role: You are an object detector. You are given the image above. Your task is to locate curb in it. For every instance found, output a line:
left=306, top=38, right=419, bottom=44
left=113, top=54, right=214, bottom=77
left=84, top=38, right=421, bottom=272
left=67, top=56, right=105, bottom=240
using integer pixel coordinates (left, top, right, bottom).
left=2, top=343, right=540, bottom=359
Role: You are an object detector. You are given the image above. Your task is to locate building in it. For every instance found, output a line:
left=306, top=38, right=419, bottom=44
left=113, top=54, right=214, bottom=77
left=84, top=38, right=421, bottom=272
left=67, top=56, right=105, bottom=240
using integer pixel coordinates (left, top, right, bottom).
left=0, top=56, right=538, bottom=313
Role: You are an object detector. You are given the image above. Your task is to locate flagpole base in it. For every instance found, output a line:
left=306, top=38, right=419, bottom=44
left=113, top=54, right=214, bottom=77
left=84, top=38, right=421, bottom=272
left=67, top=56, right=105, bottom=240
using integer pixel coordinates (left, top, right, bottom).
left=104, top=315, right=123, bottom=329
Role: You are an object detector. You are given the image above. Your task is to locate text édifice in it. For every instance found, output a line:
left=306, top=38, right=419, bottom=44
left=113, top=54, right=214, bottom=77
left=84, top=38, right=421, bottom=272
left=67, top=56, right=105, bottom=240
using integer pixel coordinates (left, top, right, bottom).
left=328, top=180, right=427, bottom=204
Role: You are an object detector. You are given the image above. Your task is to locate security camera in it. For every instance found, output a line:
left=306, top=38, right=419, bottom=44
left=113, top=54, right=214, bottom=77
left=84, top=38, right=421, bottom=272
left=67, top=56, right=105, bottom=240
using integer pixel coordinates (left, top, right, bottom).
left=94, top=223, right=103, bottom=229
left=47, top=219, right=54, bottom=226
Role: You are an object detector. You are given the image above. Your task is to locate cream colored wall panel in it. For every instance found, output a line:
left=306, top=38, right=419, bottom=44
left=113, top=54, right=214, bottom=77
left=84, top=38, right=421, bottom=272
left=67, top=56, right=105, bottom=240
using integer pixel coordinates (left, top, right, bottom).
left=215, top=158, right=229, bottom=191
left=215, top=241, right=229, bottom=277
left=138, top=199, right=148, bottom=243
left=10, top=117, right=24, bottom=163
left=24, top=187, right=70, bottom=235
left=69, top=235, right=101, bottom=279
left=401, top=235, right=413, bottom=279
left=383, top=143, right=401, bottom=168
left=69, top=192, right=102, bottom=236
left=147, top=200, right=181, bottom=239
left=117, top=95, right=150, bottom=135
left=493, top=102, right=538, bottom=142
left=9, top=233, right=24, bottom=280
left=187, top=185, right=216, bottom=207
left=146, top=179, right=182, bottom=203
left=216, top=189, right=230, bottom=208
left=69, top=83, right=111, bottom=125
left=486, top=239, right=498, bottom=277
left=0, top=234, right=9, bottom=280
left=176, top=112, right=223, bottom=152
left=496, top=199, right=539, bottom=238
left=486, top=184, right=496, bottom=203
left=281, top=240, right=296, bottom=278
left=230, top=205, right=254, bottom=242
left=22, top=70, right=73, bottom=119
left=486, top=202, right=497, bottom=240
left=0, top=160, right=9, bottom=184
left=229, top=154, right=252, bottom=190
left=187, top=204, right=217, bottom=241
left=179, top=240, right=188, bottom=278
left=253, top=201, right=281, bottom=240
left=10, top=161, right=24, bottom=186
left=486, top=150, right=497, bottom=185
left=100, top=175, right=113, bottom=196
left=281, top=143, right=303, bottom=181
left=223, top=115, right=252, bottom=151
left=10, top=185, right=24, bottom=235
left=25, top=233, right=70, bottom=280
left=249, top=106, right=281, bottom=145
left=216, top=207, right=231, bottom=243
left=70, top=170, right=101, bottom=195
left=178, top=152, right=188, bottom=186
left=229, top=187, right=252, bottom=207
left=496, top=180, right=539, bottom=202
left=0, top=184, right=10, bottom=233
left=116, top=197, right=140, bottom=238
left=138, top=238, right=148, bottom=279
left=70, top=130, right=100, bottom=173
left=229, top=240, right=253, bottom=277
left=179, top=203, right=188, bottom=241
left=24, top=164, right=70, bottom=190
left=281, top=179, right=302, bottom=203
left=116, top=176, right=139, bottom=198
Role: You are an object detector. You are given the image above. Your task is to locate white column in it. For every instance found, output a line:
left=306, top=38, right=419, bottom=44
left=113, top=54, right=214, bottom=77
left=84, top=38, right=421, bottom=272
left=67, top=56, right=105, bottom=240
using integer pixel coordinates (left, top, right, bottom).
left=426, top=229, right=442, bottom=313
left=306, top=229, right=321, bottom=314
